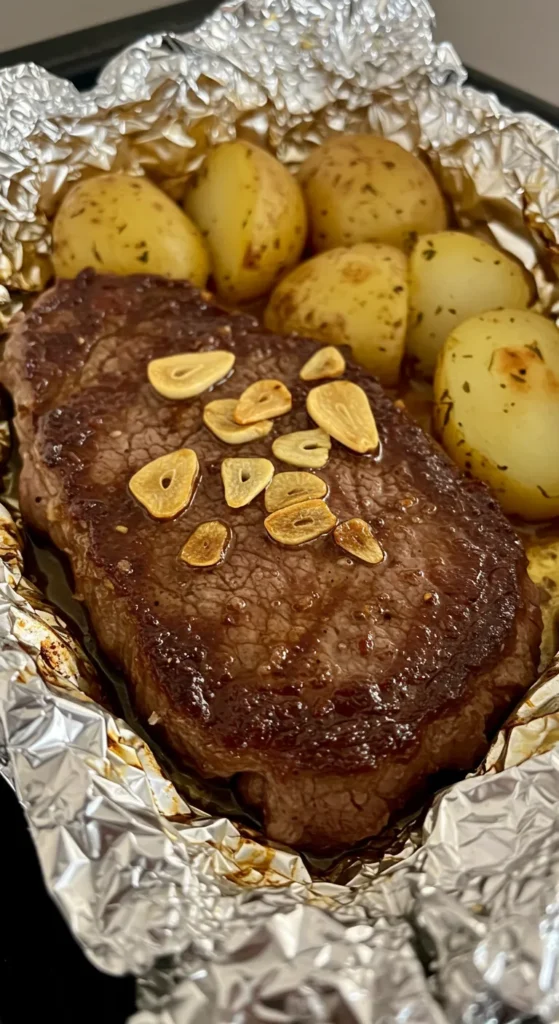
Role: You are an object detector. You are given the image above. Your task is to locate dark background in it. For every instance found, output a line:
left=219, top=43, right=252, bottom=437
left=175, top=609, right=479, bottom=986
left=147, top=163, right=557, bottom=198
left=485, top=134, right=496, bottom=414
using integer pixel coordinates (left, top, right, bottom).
left=0, top=4, right=557, bottom=1022
left=0, top=780, right=135, bottom=1023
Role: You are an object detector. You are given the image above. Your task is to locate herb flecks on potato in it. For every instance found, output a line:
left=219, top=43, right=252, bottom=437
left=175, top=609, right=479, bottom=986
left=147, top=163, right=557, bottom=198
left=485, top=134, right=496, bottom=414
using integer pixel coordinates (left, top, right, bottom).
left=184, top=140, right=307, bottom=303
left=407, top=232, right=534, bottom=377
left=265, top=243, right=407, bottom=385
left=53, top=173, right=209, bottom=284
left=434, top=308, right=559, bottom=520
left=299, top=133, right=447, bottom=253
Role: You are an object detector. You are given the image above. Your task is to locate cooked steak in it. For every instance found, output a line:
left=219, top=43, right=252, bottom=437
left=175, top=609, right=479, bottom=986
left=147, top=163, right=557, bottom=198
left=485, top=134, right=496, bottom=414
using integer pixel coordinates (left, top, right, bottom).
left=2, top=270, right=541, bottom=850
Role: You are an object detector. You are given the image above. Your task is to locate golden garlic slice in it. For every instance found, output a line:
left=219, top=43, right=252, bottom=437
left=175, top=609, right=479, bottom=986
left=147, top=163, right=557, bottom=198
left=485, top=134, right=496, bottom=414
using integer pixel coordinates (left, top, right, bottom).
left=334, top=519, right=384, bottom=564
left=300, top=346, right=346, bottom=381
left=307, top=380, right=379, bottom=454
left=148, top=350, right=235, bottom=399
left=264, top=499, right=337, bottom=546
left=129, top=449, right=199, bottom=519
left=222, top=457, right=274, bottom=508
left=272, top=428, right=331, bottom=469
left=264, top=471, right=327, bottom=513
left=203, top=398, right=273, bottom=444
left=234, top=379, right=292, bottom=425
left=180, top=520, right=230, bottom=567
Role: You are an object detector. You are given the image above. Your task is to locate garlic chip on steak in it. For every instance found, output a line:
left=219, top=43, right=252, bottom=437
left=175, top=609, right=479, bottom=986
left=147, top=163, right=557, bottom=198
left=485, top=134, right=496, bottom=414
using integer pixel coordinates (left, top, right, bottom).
left=221, top=457, right=274, bottom=508
left=264, top=471, right=327, bottom=513
left=272, top=428, right=331, bottom=469
left=181, top=520, right=230, bottom=567
left=300, top=346, right=346, bottom=381
left=234, top=379, right=292, bottom=424
left=203, top=398, right=273, bottom=444
left=264, top=498, right=337, bottom=545
left=129, top=449, right=199, bottom=519
left=307, top=380, right=379, bottom=454
left=148, top=350, right=235, bottom=399
left=334, top=518, right=384, bottom=564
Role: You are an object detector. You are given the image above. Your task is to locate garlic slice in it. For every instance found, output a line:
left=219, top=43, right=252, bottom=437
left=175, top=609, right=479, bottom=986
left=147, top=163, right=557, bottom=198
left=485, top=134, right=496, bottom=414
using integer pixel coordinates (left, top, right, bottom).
left=334, top=518, right=384, bottom=564
left=203, top=399, right=273, bottom=444
left=264, top=471, right=327, bottom=513
left=129, top=449, right=198, bottom=519
left=234, top=379, right=292, bottom=424
left=181, top=520, right=230, bottom=567
left=272, top=428, right=331, bottom=469
left=300, top=346, right=346, bottom=381
left=307, top=380, right=379, bottom=454
left=221, top=457, right=274, bottom=508
left=264, top=499, right=336, bottom=545
left=148, top=350, right=234, bottom=399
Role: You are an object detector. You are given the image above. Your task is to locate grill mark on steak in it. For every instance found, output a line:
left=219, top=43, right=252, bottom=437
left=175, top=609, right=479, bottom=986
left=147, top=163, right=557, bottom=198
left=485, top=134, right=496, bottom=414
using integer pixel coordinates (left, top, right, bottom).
left=2, top=270, right=541, bottom=850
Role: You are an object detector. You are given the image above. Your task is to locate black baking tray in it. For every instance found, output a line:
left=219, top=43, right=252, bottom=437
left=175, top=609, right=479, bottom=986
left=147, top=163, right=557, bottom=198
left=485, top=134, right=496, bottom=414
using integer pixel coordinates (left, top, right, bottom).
left=0, top=6, right=558, bottom=1024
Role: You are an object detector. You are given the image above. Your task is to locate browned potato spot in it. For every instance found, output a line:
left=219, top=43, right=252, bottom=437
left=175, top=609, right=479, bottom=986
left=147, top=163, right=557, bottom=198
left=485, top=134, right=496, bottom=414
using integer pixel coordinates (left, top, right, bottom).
left=434, top=308, right=559, bottom=520
left=184, top=140, right=307, bottom=302
left=407, top=232, right=533, bottom=377
left=264, top=243, right=407, bottom=385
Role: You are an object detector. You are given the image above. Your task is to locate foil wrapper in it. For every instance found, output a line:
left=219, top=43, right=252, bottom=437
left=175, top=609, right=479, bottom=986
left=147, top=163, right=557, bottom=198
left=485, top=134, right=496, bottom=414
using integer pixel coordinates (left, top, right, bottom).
left=1, top=1, right=559, bottom=1021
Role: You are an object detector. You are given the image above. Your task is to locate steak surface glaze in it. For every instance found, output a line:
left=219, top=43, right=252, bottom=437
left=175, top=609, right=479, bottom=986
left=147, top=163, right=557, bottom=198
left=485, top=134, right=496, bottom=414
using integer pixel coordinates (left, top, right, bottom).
left=2, top=271, right=541, bottom=850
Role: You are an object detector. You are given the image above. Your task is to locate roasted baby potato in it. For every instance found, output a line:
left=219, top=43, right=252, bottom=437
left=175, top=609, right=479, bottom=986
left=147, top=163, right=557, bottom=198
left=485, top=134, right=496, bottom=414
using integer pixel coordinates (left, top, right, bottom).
left=299, top=134, right=447, bottom=253
left=53, top=173, right=209, bottom=284
left=407, top=232, right=534, bottom=377
left=184, top=140, right=307, bottom=302
left=434, top=308, right=559, bottom=520
left=264, top=242, right=407, bottom=386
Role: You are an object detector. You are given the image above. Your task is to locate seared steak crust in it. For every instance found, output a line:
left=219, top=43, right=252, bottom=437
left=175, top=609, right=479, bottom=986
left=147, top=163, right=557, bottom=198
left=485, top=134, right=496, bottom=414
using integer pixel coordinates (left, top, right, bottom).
left=3, top=271, right=541, bottom=849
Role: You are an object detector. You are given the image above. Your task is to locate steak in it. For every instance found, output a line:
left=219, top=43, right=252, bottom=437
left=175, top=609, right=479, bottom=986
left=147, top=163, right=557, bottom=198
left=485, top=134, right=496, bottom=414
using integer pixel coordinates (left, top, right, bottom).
left=2, top=270, right=541, bottom=851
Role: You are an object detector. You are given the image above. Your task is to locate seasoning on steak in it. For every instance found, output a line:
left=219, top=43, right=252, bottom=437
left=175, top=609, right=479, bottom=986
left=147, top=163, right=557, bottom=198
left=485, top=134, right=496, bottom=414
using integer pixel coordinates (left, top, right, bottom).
left=2, top=270, right=541, bottom=851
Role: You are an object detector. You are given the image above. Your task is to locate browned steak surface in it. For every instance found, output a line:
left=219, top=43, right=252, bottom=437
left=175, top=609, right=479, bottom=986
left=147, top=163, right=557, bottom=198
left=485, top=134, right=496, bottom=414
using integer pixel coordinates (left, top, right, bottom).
left=2, top=271, right=541, bottom=850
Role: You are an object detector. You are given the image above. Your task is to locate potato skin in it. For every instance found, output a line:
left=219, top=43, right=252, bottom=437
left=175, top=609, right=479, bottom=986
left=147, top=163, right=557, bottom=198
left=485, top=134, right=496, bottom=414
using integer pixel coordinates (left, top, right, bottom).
left=433, top=308, right=559, bottom=520
left=53, top=173, right=209, bottom=284
left=264, top=243, right=407, bottom=386
left=299, top=134, right=447, bottom=253
left=407, top=232, right=533, bottom=377
left=184, top=140, right=307, bottom=303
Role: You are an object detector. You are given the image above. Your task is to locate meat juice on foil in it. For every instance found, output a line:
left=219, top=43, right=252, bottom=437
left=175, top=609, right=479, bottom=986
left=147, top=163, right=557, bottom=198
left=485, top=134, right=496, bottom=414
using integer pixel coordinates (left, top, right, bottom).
left=0, top=1, right=559, bottom=1021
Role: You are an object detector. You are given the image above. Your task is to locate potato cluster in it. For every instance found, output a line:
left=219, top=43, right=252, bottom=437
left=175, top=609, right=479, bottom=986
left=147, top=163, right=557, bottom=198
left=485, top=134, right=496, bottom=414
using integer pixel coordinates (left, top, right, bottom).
left=52, top=132, right=559, bottom=521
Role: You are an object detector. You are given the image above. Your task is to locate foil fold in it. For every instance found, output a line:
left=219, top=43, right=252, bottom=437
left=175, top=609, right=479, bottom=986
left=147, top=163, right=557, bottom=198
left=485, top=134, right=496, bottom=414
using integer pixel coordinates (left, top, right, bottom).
left=1, top=1, right=559, bottom=1021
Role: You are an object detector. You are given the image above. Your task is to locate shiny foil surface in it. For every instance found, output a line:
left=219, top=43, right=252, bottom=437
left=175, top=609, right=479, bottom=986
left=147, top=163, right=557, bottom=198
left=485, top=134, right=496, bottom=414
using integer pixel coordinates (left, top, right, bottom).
left=1, top=1, right=559, bottom=1021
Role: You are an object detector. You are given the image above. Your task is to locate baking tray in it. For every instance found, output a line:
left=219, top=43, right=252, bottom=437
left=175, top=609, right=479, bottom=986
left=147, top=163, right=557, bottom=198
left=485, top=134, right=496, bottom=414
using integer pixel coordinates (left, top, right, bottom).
left=0, top=6, right=557, bottom=1024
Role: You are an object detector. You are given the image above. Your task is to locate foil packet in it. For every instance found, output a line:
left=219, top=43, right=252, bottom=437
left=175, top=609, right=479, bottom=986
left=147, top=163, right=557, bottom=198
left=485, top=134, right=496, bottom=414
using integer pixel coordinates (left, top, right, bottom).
left=1, top=1, right=559, bottom=1021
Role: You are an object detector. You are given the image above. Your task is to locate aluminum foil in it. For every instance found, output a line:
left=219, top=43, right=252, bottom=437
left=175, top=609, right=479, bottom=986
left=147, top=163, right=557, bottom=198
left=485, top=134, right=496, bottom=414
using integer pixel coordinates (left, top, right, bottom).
left=1, top=1, right=559, bottom=1021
